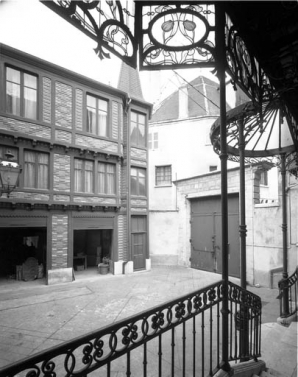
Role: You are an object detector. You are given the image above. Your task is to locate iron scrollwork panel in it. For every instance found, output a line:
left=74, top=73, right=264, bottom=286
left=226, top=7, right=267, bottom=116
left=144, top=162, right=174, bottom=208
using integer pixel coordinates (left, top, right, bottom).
left=225, top=14, right=275, bottom=105
left=139, top=3, right=217, bottom=70
left=41, top=0, right=138, bottom=68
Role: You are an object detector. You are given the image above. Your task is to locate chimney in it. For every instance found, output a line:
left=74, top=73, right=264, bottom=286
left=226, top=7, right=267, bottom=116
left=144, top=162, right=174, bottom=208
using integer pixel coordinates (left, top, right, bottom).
left=178, top=83, right=188, bottom=119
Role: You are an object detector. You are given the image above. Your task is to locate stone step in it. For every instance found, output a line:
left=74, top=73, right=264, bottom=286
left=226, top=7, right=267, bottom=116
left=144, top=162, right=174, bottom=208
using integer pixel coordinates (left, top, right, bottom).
left=259, top=321, right=297, bottom=377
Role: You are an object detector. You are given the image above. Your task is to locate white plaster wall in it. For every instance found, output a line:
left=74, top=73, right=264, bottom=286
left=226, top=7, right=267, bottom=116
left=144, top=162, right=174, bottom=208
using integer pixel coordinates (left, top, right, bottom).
left=149, top=117, right=221, bottom=211
left=149, top=211, right=180, bottom=265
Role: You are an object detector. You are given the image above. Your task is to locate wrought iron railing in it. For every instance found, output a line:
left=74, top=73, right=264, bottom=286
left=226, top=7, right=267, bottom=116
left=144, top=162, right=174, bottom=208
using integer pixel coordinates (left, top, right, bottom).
left=0, top=280, right=262, bottom=377
left=278, top=267, right=298, bottom=318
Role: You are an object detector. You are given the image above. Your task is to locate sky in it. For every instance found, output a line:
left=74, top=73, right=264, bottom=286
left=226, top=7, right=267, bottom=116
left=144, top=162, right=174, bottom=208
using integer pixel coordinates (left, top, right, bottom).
left=0, top=0, right=235, bottom=108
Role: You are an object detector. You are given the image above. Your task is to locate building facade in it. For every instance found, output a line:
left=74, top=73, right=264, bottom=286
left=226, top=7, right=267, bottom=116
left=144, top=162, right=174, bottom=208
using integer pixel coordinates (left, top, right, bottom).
left=0, top=44, right=152, bottom=284
left=148, top=76, right=237, bottom=265
left=174, top=164, right=297, bottom=288
left=148, top=75, right=297, bottom=287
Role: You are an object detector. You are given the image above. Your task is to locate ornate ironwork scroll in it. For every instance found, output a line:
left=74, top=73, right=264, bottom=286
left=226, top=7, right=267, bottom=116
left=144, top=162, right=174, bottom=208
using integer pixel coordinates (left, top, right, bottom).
left=0, top=279, right=262, bottom=377
left=210, top=99, right=296, bottom=163
left=41, top=0, right=138, bottom=67
left=138, top=3, right=216, bottom=70
left=225, top=14, right=275, bottom=105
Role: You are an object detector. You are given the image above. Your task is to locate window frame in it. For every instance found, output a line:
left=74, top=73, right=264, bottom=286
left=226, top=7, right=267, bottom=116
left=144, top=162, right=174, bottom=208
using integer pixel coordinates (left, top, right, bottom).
left=5, top=65, right=38, bottom=120
left=74, top=158, right=95, bottom=194
left=86, top=93, right=109, bottom=138
left=131, top=166, right=146, bottom=196
left=23, top=150, right=49, bottom=190
left=130, top=110, right=146, bottom=147
left=155, top=165, right=172, bottom=187
left=97, top=161, right=116, bottom=195
left=148, top=132, right=158, bottom=150
left=260, top=170, right=268, bottom=186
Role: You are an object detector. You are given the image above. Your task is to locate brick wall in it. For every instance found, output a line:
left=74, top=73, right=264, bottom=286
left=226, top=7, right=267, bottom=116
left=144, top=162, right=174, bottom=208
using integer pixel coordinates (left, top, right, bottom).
left=51, top=214, right=68, bottom=269
left=118, top=214, right=127, bottom=261
left=42, top=77, right=52, bottom=124
left=53, top=154, right=71, bottom=192
left=75, top=134, right=118, bottom=152
left=55, top=81, right=72, bottom=129
left=0, top=116, right=51, bottom=139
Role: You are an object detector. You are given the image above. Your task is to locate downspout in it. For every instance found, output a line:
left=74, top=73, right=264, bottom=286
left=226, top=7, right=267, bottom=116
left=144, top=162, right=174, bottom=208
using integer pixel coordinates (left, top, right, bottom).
left=216, top=4, right=230, bottom=372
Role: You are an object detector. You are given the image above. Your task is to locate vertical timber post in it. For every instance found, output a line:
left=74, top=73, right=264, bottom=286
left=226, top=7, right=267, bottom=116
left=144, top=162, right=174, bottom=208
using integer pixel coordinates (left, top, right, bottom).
left=280, top=153, right=289, bottom=316
left=238, top=117, right=249, bottom=360
left=216, top=4, right=230, bottom=372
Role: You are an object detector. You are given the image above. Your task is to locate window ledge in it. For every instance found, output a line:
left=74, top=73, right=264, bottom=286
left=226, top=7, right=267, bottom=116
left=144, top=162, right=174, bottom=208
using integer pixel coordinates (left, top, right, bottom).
left=154, top=185, right=172, bottom=188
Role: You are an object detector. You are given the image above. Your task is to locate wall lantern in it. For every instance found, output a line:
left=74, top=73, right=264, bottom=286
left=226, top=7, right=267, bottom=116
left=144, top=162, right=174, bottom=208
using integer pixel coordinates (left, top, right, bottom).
left=0, top=151, right=22, bottom=198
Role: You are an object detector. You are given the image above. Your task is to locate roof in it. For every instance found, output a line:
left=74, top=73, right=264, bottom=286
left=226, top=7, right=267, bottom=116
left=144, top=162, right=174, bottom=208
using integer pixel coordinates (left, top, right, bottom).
left=117, top=61, right=144, bottom=101
left=226, top=1, right=298, bottom=127
left=151, top=76, right=230, bottom=123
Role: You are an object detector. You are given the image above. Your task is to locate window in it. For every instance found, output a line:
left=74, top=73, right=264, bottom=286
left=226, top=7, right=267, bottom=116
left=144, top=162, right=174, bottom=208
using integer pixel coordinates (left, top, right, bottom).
left=155, top=165, right=172, bottom=186
left=98, top=162, right=116, bottom=194
left=74, top=159, right=94, bottom=193
left=6, top=66, right=37, bottom=120
left=209, top=165, right=217, bottom=172
left=260, top=170, right=268, bottom=185
left=148, top=132, right=158, bottom=150
left=131, top=111, right=145, bottom=147
left=86, top=94, right=108, bottom=137
left=24, top=151, right=49, bottom=189
left=131, top=167, right=146, bottom=196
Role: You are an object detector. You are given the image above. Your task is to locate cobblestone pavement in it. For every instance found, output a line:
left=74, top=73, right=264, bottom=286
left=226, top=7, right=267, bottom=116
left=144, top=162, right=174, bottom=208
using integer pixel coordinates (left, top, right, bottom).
left=0, top=266, right=294, bottom=375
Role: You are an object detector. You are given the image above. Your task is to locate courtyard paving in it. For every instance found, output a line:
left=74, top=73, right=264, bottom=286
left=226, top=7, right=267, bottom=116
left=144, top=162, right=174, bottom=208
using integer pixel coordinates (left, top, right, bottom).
left=0, top=266, right=296, bottom=376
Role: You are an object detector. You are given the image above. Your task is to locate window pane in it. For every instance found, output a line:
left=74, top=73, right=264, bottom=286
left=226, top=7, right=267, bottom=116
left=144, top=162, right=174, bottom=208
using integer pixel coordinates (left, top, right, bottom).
left=139, top=176, right=146, bottom=196
left=37, top=153, right=49, bottom=189
left=98, top=99, right=108, bottom=112
left=6, top=82, right=20, bottom=115
left=87, top=95, right=96, bottom=108
left=156, top=166, right=171, bottom=185
left=85, top=161, right=94, bottom=193
left=106, top=164, right=116, bottom=194
left=74, top=160, right=83, bottom=192
left=97, top=162, right=106, bottom=193
left=98, top=110, right=107, bottom=136
left=131, top=168, right=137, bottom=195
left=131, top=111, right=137, bottom=122
left=24, top=73, right=37, bottom=89
left=139, top=122, right=145, bottom=147
left=6, top=67, right=20, bottom=83
left=24, top=151, right=36, bottom=188
left=154, top=132, right=158, bottom=149
left=131, top=120, right=138, bottom=144
left=131, top=176, right=137, bottom=195
left=87, top=108, right=96, bottom=134
left=24, top=87, right=37, bottom=119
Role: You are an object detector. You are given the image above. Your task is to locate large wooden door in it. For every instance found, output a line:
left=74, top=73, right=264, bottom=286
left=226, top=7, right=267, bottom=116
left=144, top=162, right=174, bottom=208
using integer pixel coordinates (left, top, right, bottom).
left=190, top=194, right=240, bottom=278
left=131, top=216, right=146, bottom=270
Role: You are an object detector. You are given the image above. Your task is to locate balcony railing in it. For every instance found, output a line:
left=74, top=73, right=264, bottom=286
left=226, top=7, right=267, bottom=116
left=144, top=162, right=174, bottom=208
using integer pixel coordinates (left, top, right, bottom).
left=278, top=267, right=298, bottom=318
left=0, top=280, right=262, bottom=377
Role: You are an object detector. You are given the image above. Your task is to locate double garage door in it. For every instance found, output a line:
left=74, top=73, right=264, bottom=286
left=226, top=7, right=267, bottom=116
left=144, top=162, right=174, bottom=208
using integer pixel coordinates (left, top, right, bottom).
left=190, top=194, right=240, bottom=278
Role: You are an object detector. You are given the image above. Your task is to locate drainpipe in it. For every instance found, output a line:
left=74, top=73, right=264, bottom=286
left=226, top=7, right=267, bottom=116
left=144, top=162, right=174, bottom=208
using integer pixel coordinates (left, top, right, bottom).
left=238, top=117, right=249, bottom=360
left=216, top=4, right=230, bottom=372
left=280, top=153, right=289, bottom=316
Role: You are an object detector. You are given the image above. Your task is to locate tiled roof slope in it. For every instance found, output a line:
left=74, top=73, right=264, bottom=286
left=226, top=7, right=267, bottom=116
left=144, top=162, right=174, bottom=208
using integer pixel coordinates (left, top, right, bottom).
left=151, top=76, right=230, bottom=122
left=117, top=61, right=144, bottom=100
